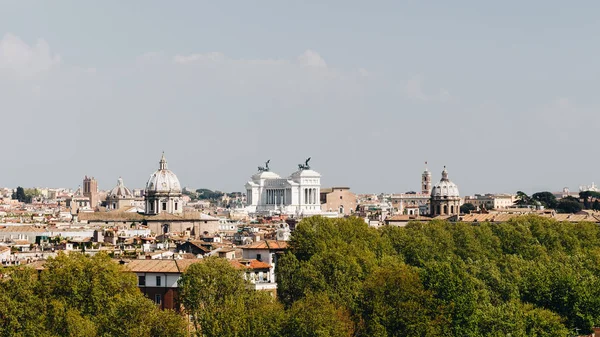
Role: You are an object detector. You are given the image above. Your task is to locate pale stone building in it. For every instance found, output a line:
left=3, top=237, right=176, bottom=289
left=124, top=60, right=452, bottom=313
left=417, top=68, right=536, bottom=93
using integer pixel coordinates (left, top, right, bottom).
left=245, top=159, right=322, bottom=217
left=390, top=165, right=432, bottom=215
left=463, top=194, right=515, bottom=210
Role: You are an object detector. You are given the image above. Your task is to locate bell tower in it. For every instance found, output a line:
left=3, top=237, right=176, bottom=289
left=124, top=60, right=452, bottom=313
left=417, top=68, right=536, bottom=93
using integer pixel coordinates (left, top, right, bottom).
left=421, top=162, right=432, bottom=195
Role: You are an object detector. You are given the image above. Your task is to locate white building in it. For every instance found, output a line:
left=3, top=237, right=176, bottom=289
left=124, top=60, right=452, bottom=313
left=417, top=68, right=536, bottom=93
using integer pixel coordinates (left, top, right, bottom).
left=245, top=159, right=321, bottom=217
left=463, top=194, right=515, bottom=210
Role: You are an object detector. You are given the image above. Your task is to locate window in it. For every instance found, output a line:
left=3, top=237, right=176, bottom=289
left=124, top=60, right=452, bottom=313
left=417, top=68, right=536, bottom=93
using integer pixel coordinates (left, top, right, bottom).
left=162, top=203, right=167, bottom=211
left=155, top=294, right=162, bottom=305
left=156, top=276, right=161, bottom=286
left=256, top=254, right=262, bottom=261
left=138, top=276, right=146, bottom=286
left=175, top=202, right=178, bottom=211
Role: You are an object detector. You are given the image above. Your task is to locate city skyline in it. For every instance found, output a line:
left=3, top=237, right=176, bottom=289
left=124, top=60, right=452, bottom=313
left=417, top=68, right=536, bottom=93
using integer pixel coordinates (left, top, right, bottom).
left=1, top=153, right=594, bottom=197
left=1, top=1, right=599, bottom=195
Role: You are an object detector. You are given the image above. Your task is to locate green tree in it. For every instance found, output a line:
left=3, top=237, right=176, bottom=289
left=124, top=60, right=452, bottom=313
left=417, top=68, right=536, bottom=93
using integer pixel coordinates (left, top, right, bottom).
left=179, top=257, right=283, bottom=337
left=515, top=191, right=532, bottom=206
left=531, top=191, right=558, bottom=209
left=0, top=267, right=48, bottom=336
left=283, top=292, right=354, bottom=337
left=360, top=259, right=447, bottom=336
left=11, top=186, right=28, bottom=203
left=460, top=203, right=476, bottom=214
left=556, top=198, right=583, bottom=213
left=0, top=253, right=187, bottom=337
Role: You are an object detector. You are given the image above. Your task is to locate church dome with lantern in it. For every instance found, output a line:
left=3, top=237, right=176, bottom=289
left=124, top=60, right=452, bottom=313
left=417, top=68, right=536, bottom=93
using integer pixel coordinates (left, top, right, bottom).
left=108, top=177, right=134, bottom=198
left=145, top=153, right=183, bottom=215
left=146, top=153, right=181, bottom=193
left=431, top=167, right=460, bottom=198
left=430, top=166, right=461, bottom=216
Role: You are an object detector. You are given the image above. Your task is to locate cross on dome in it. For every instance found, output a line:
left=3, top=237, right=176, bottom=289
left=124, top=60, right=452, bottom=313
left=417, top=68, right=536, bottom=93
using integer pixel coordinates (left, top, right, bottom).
left=441, top=166, right=449, bottom=180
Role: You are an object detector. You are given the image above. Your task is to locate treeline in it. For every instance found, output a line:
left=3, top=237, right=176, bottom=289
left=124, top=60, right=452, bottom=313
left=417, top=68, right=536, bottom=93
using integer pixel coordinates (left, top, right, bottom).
left=3, top=216, right=600, bottom=336
left=0, top=254, right=187, bottom=337
left=277, top=216, right=600, bottom=336
left=515, top=190, right=600, bottom=213
left=11, top=186, right=41, bottom=203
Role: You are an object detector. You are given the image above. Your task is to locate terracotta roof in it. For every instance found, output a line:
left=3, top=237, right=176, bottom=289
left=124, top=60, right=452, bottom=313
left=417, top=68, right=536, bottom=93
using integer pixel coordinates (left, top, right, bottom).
left=187, top=240, right=211, bottom=253
left=243, top=240, right=288, bottom=250
left=230, top=259, right=271, bottom=270
left=0, top=226, right=45, bottom=232
left=78, top=211, right=218, bottom=222
left=125, top=258, right=267, bottom=273
left=386, top=215, right=431, bottom=222
left=124, top=259, right=203, bottom=273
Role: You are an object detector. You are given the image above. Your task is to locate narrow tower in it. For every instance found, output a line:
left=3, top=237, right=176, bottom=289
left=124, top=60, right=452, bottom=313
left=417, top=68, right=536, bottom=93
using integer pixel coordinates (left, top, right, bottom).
left=83, top=176, right=98, bottom=208
left=421, top=161, right=432, bottom=195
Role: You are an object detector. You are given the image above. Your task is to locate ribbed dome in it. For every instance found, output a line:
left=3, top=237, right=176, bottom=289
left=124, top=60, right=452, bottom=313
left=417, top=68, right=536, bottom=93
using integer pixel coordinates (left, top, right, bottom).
left=146, top=153, right=181, bottom=193
left=108, top=177, right=133, bottom=198
left=431, top=167, right=460, bottom=198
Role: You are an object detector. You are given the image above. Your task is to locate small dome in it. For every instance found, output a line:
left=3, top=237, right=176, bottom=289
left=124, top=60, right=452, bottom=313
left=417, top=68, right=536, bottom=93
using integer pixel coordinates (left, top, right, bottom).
left=108, top=177, right=133, bottom=198
left=252, top=171, right=281, bottom=180
left=146, top=153, right=181, bottom=193
left=431, top=166, right=460, bottom=198
left=290, top=169, right=321, bottom=178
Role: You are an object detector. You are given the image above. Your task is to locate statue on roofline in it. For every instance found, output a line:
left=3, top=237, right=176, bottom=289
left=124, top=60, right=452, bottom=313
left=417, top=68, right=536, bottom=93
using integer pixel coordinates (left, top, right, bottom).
left=297, top=157, right=311, bottom=170
left=258, top=159, right=270, bottom=172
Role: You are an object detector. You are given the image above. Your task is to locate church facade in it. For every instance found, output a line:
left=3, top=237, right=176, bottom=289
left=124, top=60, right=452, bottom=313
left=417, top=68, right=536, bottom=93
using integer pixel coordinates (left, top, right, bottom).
left=245, top=159, right=322, bottom=217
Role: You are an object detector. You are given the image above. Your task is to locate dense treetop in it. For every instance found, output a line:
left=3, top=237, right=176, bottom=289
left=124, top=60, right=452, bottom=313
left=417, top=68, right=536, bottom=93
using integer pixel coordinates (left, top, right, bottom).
left=0, top=253, right=186, bottom=337
left=278, top=215, right=600, bottom=336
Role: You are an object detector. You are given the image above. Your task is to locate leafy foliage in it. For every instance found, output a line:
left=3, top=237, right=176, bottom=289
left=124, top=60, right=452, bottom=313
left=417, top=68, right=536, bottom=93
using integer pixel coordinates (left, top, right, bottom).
left=0, top=253, right=186, bottom=337
left=179, top=257, right=284, bottom=337
left=195, top=189, right=224, bottom=200
left=531, top=191, right=558, bottom=209
left=460, top=203, right=476, bottom=214
left=277, top=215, right=600, bottom=336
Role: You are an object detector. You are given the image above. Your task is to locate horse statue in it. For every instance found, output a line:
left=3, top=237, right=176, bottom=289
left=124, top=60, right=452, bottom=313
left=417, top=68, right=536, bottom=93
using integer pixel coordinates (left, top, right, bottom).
left=258, top=159, right=271, bottom=172
left=297, top=157, right=311, bottom=170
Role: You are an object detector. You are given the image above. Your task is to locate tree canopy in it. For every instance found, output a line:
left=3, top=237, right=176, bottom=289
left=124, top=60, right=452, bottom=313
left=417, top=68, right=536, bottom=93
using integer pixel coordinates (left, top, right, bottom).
left=460, top=203, right=476, bottom=214
left=0, top=253, right=186, bottom=337
left=531, top=191, right=557, bottom=209
left=276, top=215, right=600, bottom=336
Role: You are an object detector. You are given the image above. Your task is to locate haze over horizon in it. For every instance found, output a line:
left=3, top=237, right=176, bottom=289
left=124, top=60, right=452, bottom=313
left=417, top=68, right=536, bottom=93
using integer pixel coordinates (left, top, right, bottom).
left=1, top=1, right=598, bottom=196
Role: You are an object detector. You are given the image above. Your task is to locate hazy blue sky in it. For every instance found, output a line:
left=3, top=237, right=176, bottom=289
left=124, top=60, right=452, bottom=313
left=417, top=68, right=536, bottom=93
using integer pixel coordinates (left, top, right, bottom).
left=1, top=1, right=599, bottom=195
